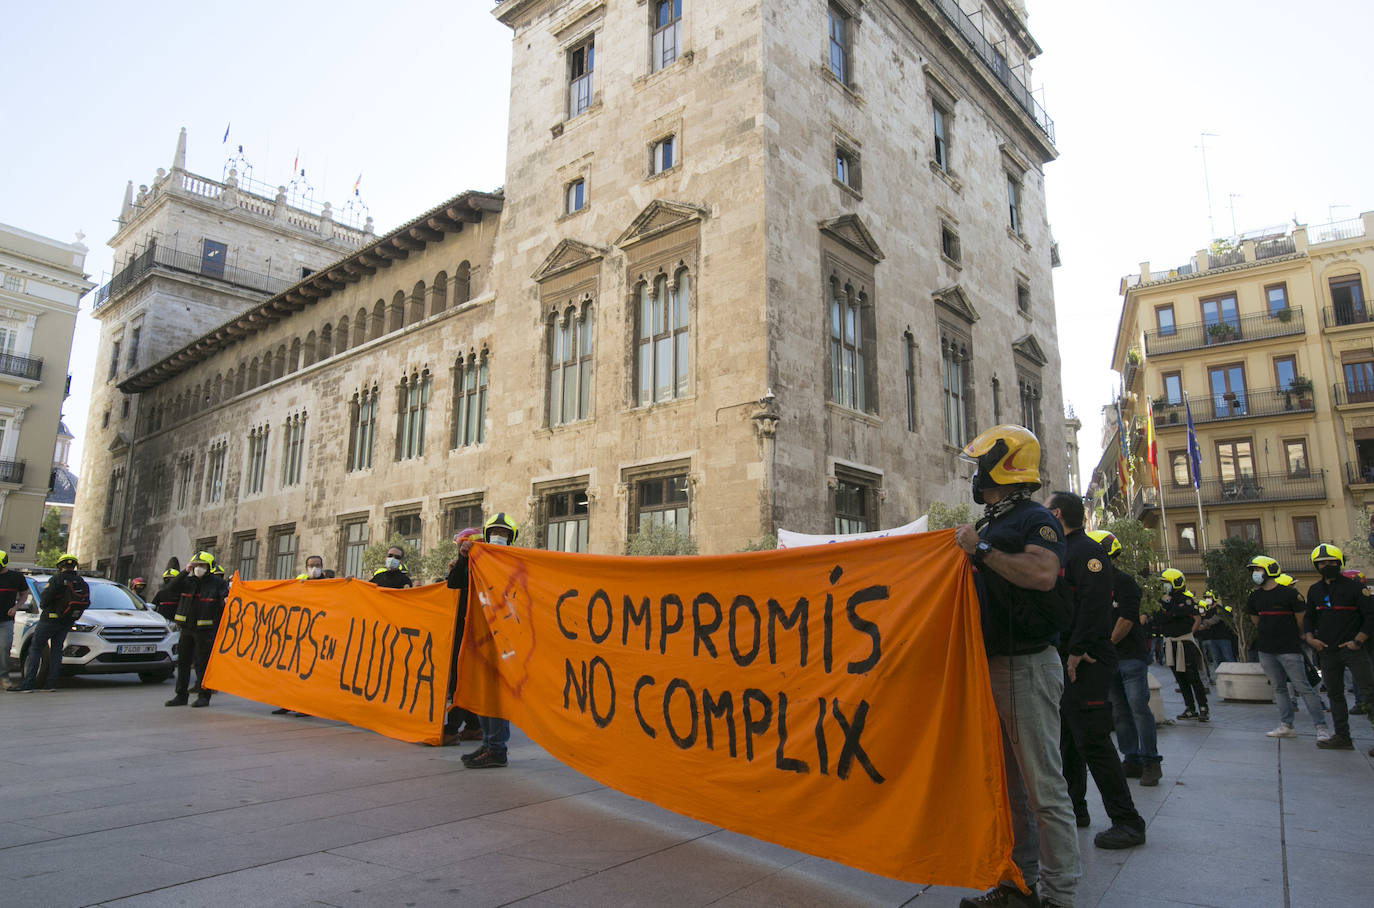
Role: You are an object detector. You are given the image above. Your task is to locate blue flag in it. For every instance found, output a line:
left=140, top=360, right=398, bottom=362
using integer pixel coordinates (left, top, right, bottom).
left=1184, top=397, right=1203, bottom=490
left=222, top=122, right=231, bottom=144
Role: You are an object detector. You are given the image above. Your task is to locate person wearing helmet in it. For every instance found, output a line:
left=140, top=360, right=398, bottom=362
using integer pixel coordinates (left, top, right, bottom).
left=0, top=550, right=32, bottom=690
left=129, top=577, right=148, bottom=600
left=953, top=426, right=1079, bottom=908
left=1087, top=530, right=1162, bottom=788
left=371, top=544, right=412, bottom=589
left=1194, top=589, right=1236, bottom=683
left=17, top=554, right=90, bottom=692
left=150, top=568, right=182, bottom=621
left=1303, top=544, right=1374, bottom=751
left=1246, top=554, right=1329, bottom=742
left=439, top=528, right=485, bottom=745
left=164, top=551, right=228, bottom=708
left=454, top=513, right=521, bottom=768
left=1148, top=569, right=1209, bottom=721
left=1045, top=492, right=1146, bottom=850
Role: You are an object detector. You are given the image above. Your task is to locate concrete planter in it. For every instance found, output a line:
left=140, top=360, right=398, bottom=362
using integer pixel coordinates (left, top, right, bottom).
left=1216, top=661, right=1274, bottom=702
left=1148, top=671, right=1164, bottom=723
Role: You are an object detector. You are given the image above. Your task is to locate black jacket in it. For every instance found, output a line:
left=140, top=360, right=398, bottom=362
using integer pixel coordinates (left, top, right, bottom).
left=167, top=571, right=228, bottom=626
left=1061, top=528, right=1116, bottom=663
left=38, top=571, right=89, bottom=626
left=1304, top=575, right=1374, bottom=646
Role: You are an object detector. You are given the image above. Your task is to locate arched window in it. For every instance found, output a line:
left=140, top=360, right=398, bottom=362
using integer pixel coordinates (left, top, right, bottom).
left=455, top=261, right=471, bottom=303
left=212, top=372, right=223, bottom=405
left=635, top=267, right=690, bottom=406
left=288, top=338, right=301, bottom=373
left=354, top=308, right=368, bottom=347
left=431, top=271, right=448, bottom=316
left=319, top=323, right=333, bottom=359
left=408, top=281, right=426, bottom=326
left=549, top=303, right=593, bottom=425
left=273, top=345, right=287, bottom=380
left=389, top=291, right=405, bottom=333
left=235, top=362, right=247, bottom=396
left=372, top=299, right=387, bottom=340
left=452, top=350, right=489, bottom=448
left=303, top=331, right=317, bottom=367
left=248, top=357, right=260, bottom=388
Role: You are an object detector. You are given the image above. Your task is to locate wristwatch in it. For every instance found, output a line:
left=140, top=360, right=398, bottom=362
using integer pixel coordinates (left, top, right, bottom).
left=972, top=541, right=992, bottom=566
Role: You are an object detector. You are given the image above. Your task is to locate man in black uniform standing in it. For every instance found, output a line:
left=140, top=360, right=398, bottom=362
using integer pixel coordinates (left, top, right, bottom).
left=1150, top=571, right=1209, bottom=721
left=954, top=426, right=1078, bottom=908
left=1047, top=492, right=1146, bottom=851
left=1088, top=530, right=1162, bottom=787
left=17, top=554, right=88, bottom=692
left=1303, top=543, right=1374, bottom=752
left=164, top=551, right=227, bottom=709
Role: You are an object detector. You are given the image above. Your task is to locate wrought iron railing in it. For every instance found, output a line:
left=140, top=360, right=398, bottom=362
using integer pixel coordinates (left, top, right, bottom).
left=1322, top=303, right=1374, bottom=329
left=1346, top=461, right=1374, bottom=486
left=95, top=244, right=289, bottom=311
left=1151, top=386, right=1314, bottom=427
left=1208, top=249, right=1246, bottom=269
left=0, top=459, right=24, bottom=483
left=0, top=353, right=42, bottom=381
left=930, top=0, right=1055, bottom=143
left=1143, top=307, right=1305, bottom=356
left=1332, top=382, right=1374, bottom=406
left=1255, top=235, right=1297, bottom=259
left=1145, top=469, right=1326, bottom=509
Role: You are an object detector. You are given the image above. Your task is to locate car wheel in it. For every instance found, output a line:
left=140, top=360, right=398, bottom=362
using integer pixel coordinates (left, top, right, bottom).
left=138, top=670, right=174, bottom=684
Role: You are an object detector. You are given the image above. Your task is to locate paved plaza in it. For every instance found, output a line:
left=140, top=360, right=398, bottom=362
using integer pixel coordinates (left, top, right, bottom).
left=1, top=667, right=1370, bottom=908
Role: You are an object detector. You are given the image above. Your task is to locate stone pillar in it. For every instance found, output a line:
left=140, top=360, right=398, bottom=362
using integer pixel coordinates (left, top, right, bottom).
left=320, top=202, right=334, bottom=240
left=273, top=186, right=288, bottom=221
left=222, top=169, right=239, bottom=210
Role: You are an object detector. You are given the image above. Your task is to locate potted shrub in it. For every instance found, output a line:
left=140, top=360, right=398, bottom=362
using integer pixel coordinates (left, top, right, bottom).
left=1203, top=538, right=1275, bottom=702
left=1127, top=347, right=1143, bottom=365
left=1208, top=323, right=1238, bottom=343
left=1289, top=375, right=1314, bottom=406
left=1276, top=306, right=1294, bottom=322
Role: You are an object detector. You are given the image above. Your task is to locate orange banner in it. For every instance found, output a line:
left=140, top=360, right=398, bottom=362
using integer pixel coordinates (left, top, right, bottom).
left=457, top=531, right=1021, bottom=889
left=204, top=577, right=458, bottom=745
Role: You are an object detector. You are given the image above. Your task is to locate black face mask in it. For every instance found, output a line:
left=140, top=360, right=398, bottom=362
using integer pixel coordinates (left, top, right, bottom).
left=1319, top=564, right=1343, bottom=581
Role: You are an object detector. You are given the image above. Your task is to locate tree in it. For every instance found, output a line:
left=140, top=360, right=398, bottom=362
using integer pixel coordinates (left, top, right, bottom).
left=738, top=534, right=778, bottom=552
left=626, top=524, right=698, bottom=555
left=35, top=507, right=67, bottom=568
left=927, top=501, right=974, bottom=531
left=1202, top=535, right=1264, bottom=659
left=1102, top=517, right=1157, bottom=589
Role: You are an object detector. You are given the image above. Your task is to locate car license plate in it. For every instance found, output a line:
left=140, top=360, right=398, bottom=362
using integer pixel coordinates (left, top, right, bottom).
left=117, top=644, right=158, bottom=654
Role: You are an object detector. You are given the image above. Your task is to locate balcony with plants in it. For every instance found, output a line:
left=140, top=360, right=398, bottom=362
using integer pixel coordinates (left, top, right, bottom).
left=1143, top=306, right=1305, bottom=356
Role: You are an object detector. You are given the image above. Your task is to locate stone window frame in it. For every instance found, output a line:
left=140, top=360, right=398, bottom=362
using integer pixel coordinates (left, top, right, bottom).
left=203, top=435, right=229, bottom=506
left=348, top=383, right=379, bottom=472
left=938, top=323, right=974, bottom=450
left=233, top=531, right=259, bottom=581
left=337, top=511, right=371, bottom=579
left=939, top=216, right=962, bottom=268
left=621, top=458, right=692, bottom=537
left=831, top=461, right=882, bottom=535
left=280, top=411, right=307, bottom=487
left=395, top=368, right=432, bottom=462
left=244, top=422, right=271, bottom=496
left=451, top=348, right=489, bottom=448
left=650, top=0, right=684, bottom=74
left=440, top=494, right=484, bottom=541
left=102, top=465, right=125, bottom=528
left=567, top=33, right=596, bottom=120
left=903, top=331, right=918, bottom=432
left=386, top=504, right=424, bottom=555
left=924, top=63, right=961, bottom=185
left=547, top=295, right=594, bottom=427
left=833, top=135, right=862, bottom=197
left=826, top=0, right=862, bottom=91
left=531, top=474, right=592, bottom=553
left=1015, top=271, right=1032, bottom=318
left=194, top=536, right=219, bottom=560
left=268, top=523, right=298, bottom=580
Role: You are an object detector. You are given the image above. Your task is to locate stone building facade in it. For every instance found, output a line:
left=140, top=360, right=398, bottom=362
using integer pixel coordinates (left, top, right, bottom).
left=74, top=0, right=1065, bottom=578
left=0, top=222, right=92, bottom=565
left=1097, top=210, right=1374, bottom=582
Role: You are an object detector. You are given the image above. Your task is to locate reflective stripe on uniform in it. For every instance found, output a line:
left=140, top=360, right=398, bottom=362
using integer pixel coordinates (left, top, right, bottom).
left=174, top=615, right=187, bottom=622
left=196, top=619, right=215, bottom=626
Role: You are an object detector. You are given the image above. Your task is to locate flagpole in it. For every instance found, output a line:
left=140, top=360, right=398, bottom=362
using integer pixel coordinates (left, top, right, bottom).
left=1148, top=396, right=1172, bottom=563
left=1184, top=392, right=1209, bottom=552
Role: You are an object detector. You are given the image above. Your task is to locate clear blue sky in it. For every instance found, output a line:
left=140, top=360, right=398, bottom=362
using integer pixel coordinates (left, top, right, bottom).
left=4, top=1, right=1373, bottom=487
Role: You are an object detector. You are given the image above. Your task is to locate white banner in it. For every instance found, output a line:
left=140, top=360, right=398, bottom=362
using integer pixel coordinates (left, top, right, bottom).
left=776, top=515, right=929, bottom=548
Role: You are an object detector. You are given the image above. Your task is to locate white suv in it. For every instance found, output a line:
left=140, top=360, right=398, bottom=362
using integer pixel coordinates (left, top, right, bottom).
left=10, top=574, right=179, bottom=684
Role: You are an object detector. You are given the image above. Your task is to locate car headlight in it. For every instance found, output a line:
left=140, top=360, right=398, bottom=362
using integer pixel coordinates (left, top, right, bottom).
left=69, top=622, right=97, bottom=633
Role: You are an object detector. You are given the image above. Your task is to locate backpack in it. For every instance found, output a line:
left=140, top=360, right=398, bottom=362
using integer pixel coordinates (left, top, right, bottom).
left=55, top=574, right=91, bottom=622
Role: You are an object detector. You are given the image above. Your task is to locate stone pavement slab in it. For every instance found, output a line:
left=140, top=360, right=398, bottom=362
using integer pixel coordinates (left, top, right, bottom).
left=1, top=667, right=1369, bottom=907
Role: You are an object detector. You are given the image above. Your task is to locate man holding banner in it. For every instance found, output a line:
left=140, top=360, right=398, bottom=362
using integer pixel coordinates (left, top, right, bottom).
left=956, top=426, right=1079, bottom=908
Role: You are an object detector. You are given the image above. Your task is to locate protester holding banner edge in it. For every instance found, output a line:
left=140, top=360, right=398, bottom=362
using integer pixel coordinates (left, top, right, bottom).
left=442, top=528, right=484, bottom=745
left=954, top=425, right=1080, bottom=908
left=453, top=512, right=520, bottom=767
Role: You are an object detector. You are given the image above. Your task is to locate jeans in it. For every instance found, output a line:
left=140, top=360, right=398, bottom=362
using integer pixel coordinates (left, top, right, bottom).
left=480, top=715, right=510, bottom=753
left=988, top=647, right=1080, bottom=906
left=1317, top=645, right=1374, bottom=738
left=21, top=621, right=69, bottom=689
left=1200, top=638, right=1235, bottom=678
left=1109, top=658, right=1160, bottom=764
left=1258, top=651, right=1326, bottom=731
left=0, top=620, right=13, bottom=680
